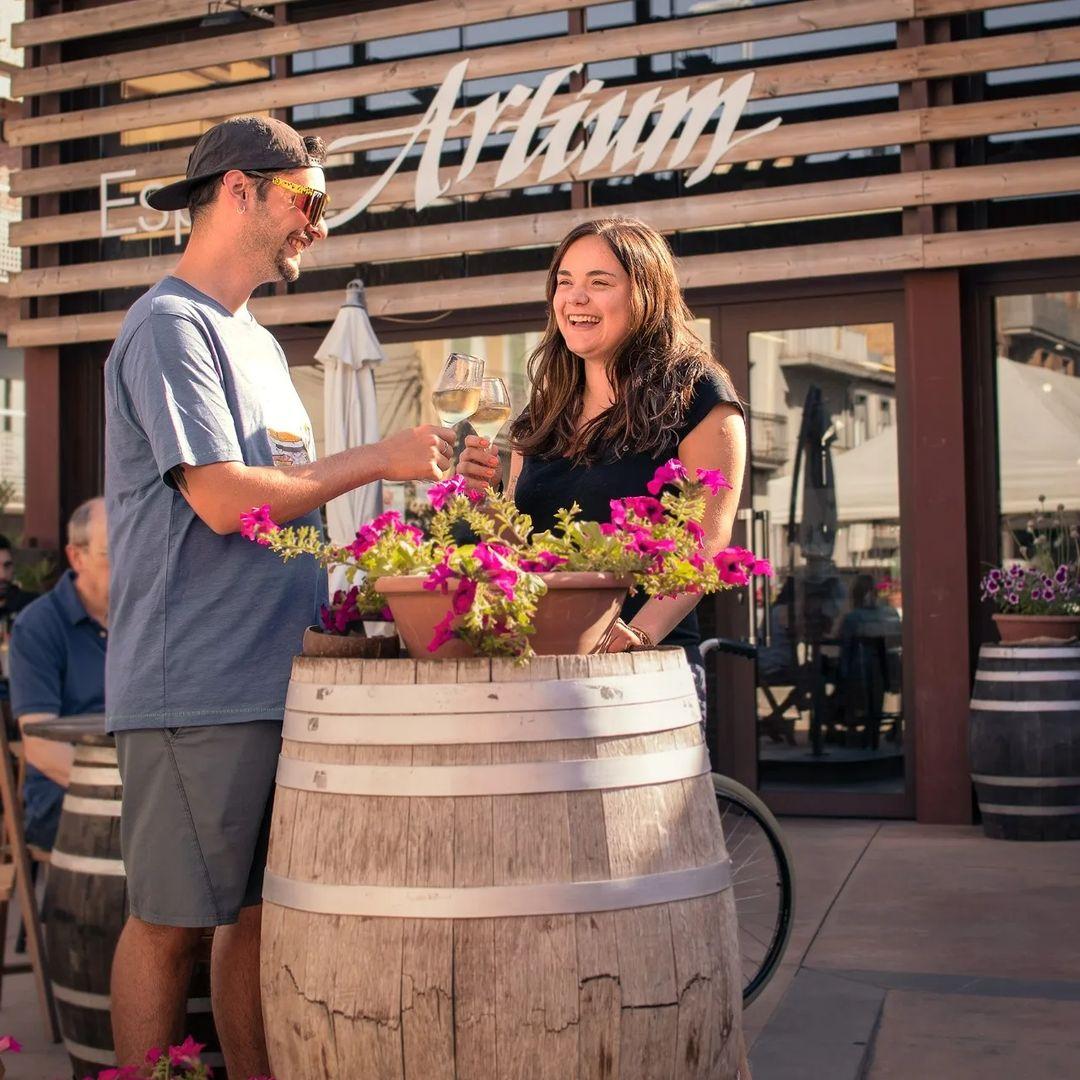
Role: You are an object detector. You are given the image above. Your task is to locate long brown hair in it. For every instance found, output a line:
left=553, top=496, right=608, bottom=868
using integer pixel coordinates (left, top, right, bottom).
left=511, top=217, right=731, bottom=463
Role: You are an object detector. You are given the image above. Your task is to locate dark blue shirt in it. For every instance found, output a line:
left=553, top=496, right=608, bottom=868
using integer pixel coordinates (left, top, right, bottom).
left=9, top=570, right=106, bottom=719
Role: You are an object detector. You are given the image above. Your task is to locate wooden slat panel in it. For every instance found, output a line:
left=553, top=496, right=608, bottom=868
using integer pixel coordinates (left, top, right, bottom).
left=10, top=220, right=1080, bottom=348
left=12, top=0, right=594, bottom=98
left=12, top=0, right=310, bottom=49
left=14, top=23, right=1080, bottom=199
left=13, top=156, right=1080, bottom=299
left=12, top=88, right=1080, bottom=251
left=5, top=0, right=911, bottom=147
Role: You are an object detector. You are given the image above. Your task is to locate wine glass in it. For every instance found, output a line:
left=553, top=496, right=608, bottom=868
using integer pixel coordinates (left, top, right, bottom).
left=431, top=353, right=484, bottom=427
left=469, top=377, right=511, bottom=445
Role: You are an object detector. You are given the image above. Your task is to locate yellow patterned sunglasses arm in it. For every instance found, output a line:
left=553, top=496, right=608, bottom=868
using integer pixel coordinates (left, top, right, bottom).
left=263, top=174, right=331, bottom=206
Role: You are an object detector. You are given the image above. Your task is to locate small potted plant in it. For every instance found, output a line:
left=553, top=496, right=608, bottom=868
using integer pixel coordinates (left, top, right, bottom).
left=243, top=459, right=772, bottom=660
left=240, top=508, right=400, bottom=659
left=980, top=498, right=1080, bottom=643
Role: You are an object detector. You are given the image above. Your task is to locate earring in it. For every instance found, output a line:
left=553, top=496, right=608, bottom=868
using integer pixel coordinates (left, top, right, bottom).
left=237, top=202, right=246, bottom=215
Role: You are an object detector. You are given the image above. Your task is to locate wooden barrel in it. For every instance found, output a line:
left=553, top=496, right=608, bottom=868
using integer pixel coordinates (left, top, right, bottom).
left=970, top=643, right=1080, bottom=841
left=262, top=651, right=742, bottom=1080
left=44, top=742, right=223, bottom=1076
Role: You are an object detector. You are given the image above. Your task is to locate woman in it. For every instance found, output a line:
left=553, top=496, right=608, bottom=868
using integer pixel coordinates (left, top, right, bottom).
left=460, top=216, right=746, bottom=677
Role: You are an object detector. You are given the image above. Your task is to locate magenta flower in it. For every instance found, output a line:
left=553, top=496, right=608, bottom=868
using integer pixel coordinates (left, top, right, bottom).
left=145, top=1045, right=163, bottom=1064
left=169, top=1035, right=205, bottom=1067
left=369, top=510, right=402, bottom=531
left=0, top=1035, right=21, bottom=1053
left=320, top=587, right=363, bottom=634
left=609, top=499, right=628, bottom=528
left=695, top=467, right=732, bottom=495
left=518, top=551, right=568, bottom=572
left=646, top=458, right=688, bottom=495
left=751, top=558, right=774, bottom=578
left=423, top=560, right=457, bottom=593
left=96, top=1068, right=141, bottom=1080
left=714, top=549, right=751, bottom=586
left=623, top=496, right=666, bottom=523
left=686, top=520, right=706, bottom=545
left=451, top=577, right=478, bottom=615
left=240, top=504, right=279, bottom=545
left=427, top=610, right=457, bottom=652
left=599, top=523, right=617, bottom=536
left=428, top=474, right=483, bottom=510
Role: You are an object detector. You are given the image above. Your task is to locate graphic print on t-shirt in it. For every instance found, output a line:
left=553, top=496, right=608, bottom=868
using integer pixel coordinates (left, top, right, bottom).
left=268, top=426, right=312, bottom=467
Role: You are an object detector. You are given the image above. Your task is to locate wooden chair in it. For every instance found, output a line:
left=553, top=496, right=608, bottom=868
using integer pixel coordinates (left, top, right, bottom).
left=0, top=703, right=60, bottom=1039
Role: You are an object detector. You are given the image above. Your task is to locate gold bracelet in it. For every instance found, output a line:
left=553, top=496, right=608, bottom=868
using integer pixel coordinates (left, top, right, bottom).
left=628, top=623, right=655, bottom=649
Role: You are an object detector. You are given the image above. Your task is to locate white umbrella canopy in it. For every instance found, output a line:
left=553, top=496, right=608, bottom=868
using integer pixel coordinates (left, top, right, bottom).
left=316, top=279, right=386, bottom=548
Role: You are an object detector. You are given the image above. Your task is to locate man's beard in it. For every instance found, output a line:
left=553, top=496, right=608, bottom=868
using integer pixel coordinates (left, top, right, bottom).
left=275, top=247, right=301, bottom=283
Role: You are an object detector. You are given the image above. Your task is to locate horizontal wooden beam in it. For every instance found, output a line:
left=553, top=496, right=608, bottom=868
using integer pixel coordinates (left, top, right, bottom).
left=14, top=23, right=1080, bottom=199
left=13, top=87, right=1080, bottom=251
left=4, top=0, right=911, bottom=146
left=11, top=0, right=309, bottom=49
left=11, top=219, right=1080, bottom=348
left=13, top=0, right=593, bottom=98
left=12, top=156, right=1080, bottom=300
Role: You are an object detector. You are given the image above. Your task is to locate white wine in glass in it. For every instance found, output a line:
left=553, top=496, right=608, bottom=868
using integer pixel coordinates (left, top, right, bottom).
left=431, top=353, right=483, bottom=426
left=470, top=377, right=512, bottom=442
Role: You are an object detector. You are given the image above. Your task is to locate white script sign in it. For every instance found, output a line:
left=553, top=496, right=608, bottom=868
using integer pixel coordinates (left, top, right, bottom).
left=100, top=59, right=781, bottom=243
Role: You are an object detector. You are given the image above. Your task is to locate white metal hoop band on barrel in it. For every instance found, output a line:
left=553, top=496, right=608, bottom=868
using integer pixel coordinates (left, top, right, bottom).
left=284, top=696, right=701, bottom=745
left=263, top=859, right=732, bottom=919
left=74, top=746, right=117, bottom=764
left=286, top=669, right=693, bottom=715
left=68, top=765, right=122, bottom=786
left=275, top=743, right=710, bottom=797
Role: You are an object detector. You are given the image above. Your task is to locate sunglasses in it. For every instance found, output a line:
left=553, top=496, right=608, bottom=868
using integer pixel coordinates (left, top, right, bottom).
left=246, top=171, right=329, bottom=228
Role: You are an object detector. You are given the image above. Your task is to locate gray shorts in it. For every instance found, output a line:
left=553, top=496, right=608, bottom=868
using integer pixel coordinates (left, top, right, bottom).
left=115, top=720, right=282, bottom=927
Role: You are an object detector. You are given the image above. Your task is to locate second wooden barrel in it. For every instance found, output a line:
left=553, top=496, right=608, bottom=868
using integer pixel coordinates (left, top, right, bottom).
left=262, top=650, right=742, bottom=1080
left=45, top=744, right=223, bottom=1076
left=970, top=643, right=1080, bottom=841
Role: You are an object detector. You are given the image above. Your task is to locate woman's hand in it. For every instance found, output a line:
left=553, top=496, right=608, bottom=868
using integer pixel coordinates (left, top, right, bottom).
left=601, top=619, right=648, bottom=653
left=458, top=434, right=501, bottom=494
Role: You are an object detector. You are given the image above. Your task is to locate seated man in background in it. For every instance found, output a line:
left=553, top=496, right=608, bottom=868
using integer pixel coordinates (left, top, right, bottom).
left=0, top=533, right=38, bottom=632
left=8, top=497, right=109, bottom=851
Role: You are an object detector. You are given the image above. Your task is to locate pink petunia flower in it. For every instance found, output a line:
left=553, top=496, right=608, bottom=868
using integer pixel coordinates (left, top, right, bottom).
left=599, top=523, right=617, bottom=536
left=695, top=468, right=732, bottom=495
left=751, top=558, right=774, bottom=578
left=686, top=520, right=706, bottom=545
left=713, top=549, right=750, bottom=586
left=518, top=551, right=568, bottom=573
left=96, top=1067, right=141, bottom=1080
left=451, top=578, right=478, bottom=615
left=427, top=610, right=457, bottom=652
left=169, top=1035, right=206, bottom=1067
left=423, top=561, right=457, bottom=593
left=0, top=1035, right=21, bottom=1053
left=646, top=458, right=688, bottom=495
left=428, top=474, right=482, bottom=510
left=239, top=505, right=279, bottom=546
left=609, top=500, right=628, bottom=528
left=622, top=496, right=665, bottom=523
left=346, top=523, right=381, bottom=559
left=145, top=1045, right=163, bottom=1064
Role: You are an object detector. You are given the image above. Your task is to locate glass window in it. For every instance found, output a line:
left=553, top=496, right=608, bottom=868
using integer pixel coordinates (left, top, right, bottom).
left=993, top=293, right=1080, bottom=569
left=749, top=323, right=904, bottom=794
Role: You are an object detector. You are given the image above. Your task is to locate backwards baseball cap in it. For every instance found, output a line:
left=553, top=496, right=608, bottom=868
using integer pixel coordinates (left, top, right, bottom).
left=146, top=115, right=324, bottom=212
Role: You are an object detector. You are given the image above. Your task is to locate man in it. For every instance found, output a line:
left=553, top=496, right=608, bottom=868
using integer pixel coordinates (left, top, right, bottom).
left=0, top=533, right=37, bottom=633
left=104, top=115, right=455, bottom=1077
left=7, top=498, right=108, bottom=852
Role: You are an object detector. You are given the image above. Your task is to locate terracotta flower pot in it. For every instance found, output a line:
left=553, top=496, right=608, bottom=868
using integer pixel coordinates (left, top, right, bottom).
left=993, top=613, right=1080, bottom=644
left=377, top=571, right=633, bottom=659
left=301, top=625, right=400, bottom=659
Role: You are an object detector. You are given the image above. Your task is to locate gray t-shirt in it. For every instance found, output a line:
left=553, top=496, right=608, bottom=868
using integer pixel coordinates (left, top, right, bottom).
left=104, top=276, right=326, bottom=733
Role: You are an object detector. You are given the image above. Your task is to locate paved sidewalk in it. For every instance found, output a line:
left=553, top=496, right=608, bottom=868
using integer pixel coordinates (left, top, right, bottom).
left=745, top=820, right=1080, bottom=1080
left=4, top=819, right=1077, bottom=1078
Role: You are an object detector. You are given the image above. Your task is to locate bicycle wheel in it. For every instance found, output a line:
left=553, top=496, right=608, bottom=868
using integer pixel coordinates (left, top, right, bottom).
left=712, top=774, right=795, bottom=1007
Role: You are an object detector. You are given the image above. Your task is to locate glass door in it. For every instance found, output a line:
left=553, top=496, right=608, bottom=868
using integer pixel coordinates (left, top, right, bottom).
left=712, top=294, right=913, bottom=818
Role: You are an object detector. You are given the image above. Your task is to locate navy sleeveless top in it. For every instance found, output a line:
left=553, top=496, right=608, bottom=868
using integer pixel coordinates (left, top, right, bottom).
left=514, top=369, right=744, bottom=655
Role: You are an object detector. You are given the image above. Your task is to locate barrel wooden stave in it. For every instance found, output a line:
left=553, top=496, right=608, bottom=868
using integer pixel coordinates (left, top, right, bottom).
left=262, top=652, right=741, bottom=1080
left=44, top=744, right=221, bottom=1076
left=970, top=644, right=1080, bottom=841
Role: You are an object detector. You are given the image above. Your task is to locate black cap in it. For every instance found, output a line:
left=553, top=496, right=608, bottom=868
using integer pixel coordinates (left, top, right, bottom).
left=146, top=115, right=323, bottom=212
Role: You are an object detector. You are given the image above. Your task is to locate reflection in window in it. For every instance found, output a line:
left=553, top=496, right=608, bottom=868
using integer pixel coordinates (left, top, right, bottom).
left=750, top=324, right=903, bottom=792
left=994, top=293, right=1080, bottom=568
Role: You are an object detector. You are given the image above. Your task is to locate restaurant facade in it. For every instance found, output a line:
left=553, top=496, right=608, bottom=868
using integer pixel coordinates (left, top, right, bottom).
left=6, top=0, right=1080, bottom=823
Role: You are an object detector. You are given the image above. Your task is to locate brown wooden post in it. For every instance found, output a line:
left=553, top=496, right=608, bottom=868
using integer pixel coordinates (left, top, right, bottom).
left=20, top=0, right=62, bottom=550
left=901, top=268, right=972, bottom=825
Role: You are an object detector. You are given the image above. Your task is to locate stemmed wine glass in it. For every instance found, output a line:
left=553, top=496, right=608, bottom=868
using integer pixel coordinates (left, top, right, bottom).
left=431, top=353, right=484, bottom=427
left=469, top=376, right=511, bottom=445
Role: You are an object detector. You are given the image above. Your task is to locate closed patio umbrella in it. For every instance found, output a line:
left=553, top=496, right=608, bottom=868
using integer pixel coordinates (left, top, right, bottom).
left=316, top=279, right=386, bottom=548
